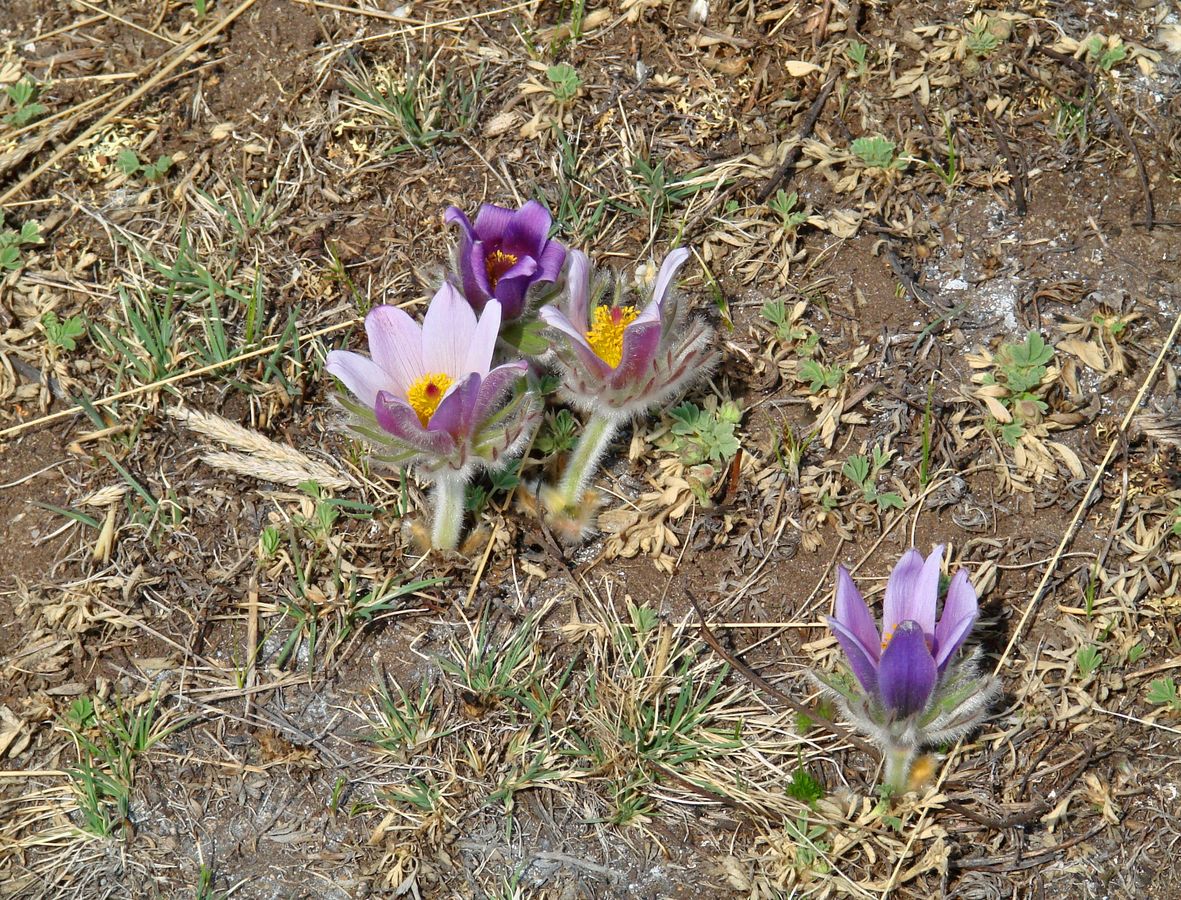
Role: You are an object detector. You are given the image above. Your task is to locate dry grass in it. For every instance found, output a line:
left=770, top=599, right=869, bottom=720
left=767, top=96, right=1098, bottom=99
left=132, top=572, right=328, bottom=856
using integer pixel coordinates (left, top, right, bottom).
left=2, top=0, right=1181, bottom=897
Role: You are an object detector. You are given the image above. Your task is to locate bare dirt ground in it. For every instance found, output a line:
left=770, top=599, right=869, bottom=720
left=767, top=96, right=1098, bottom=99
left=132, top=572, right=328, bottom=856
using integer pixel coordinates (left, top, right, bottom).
left=2, top=0, right=1181, bottom=898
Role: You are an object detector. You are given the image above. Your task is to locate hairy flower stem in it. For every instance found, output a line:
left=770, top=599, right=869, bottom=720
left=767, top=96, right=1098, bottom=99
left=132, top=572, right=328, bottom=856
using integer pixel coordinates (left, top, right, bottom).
left=882, top=745, right=915, bottom=797
left=430, top=473, right=467, bottom=550
left=552, top=412, right=619, bottom=512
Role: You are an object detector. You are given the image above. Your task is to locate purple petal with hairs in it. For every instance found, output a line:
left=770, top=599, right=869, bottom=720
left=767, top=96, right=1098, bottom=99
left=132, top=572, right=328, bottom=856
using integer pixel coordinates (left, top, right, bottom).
left=651, top=246, right=691, bottom=308
left=503, top=200, right=551, bottom=254
left=564, top=251, right=591, bottom=329
left=471, top=361, right=528, bottom=425
left=539, top=305, right=613, bottom=380
left=933, top=569, right=978, bottom=669
left=835, top=565, right=881, bottom=663
left=465, top=301, right=501, bottom=377
left=877, top=620, right=937, bottom=717
left=427, top=372, right=481, bottom=438
left=472, top=203, right=516, bottom=240
left=828, top=616, right=879, bottom=694
left=364, top=305, right=423, bottom=396
left=609, top=321, right=661, bottom=390
left=326, top=350, right=394, bottom=410
left=535, top=237, right=566, bottom=282
left=421, top=283, right=477, bottom=377
left=374, top=392, right=455, bottom=456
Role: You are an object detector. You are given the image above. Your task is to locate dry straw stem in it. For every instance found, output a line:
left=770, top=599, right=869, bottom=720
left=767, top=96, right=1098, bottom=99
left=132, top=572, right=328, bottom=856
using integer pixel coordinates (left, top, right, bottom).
left=0, top=318, right=360, bottom=441
left=0, top=0, right=262, bottom=208
left=878, top=303, right=1181, bottom=898
left=168, top=406, right=357, bottom=490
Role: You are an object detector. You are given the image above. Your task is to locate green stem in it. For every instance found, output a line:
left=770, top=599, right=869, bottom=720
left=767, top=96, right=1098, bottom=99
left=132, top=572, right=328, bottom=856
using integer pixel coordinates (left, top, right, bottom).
left=430, top=473, right=467, bottom=551
left=882, top=745, right=914, bottom=797
left=553, top=411, right=619, bottom=512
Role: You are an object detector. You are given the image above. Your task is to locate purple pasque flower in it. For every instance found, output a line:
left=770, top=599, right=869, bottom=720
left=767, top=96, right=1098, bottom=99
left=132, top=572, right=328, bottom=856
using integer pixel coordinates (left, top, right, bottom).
left=537, top=248, right=714, bottom=420
left=444, top=200, right=567, bottom=321
left=827, top=545, right=978, bottom=718
left=325, top=283, right=538, bottom=475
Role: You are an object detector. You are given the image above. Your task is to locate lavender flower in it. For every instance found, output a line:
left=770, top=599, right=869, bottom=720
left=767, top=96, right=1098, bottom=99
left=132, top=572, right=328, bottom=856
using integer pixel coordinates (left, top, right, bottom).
left=325, top=284, right=538, bottom=549
left=444, top=200, right=567, bottom=321
left=538, top=248, right=713, bottom=420
left=533, top=248, right=714, bottom=536
left=817, top=546, right=998, bottom=794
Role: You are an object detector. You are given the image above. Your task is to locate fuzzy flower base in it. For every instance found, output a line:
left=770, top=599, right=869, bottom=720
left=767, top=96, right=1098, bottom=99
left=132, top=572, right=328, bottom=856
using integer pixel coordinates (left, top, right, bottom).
left=518, top=482, right=604, bottom=544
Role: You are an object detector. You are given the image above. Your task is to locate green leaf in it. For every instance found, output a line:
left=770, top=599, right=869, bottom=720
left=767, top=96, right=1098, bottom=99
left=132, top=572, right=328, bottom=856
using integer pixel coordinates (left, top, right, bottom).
left=999, top=422, right=1024, bottom=447
left=116, top=148, right=141, bottom=175
left=852, top=135, right=897, bottom=169
left=1146, top=677, right=1180, bottom=710
left=842, top=454, right=869, bottom=487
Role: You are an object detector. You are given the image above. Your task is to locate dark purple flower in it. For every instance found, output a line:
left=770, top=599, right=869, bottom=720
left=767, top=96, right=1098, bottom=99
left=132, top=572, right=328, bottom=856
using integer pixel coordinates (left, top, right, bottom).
left=827, top=546, right=979, bottom=719
left=444, top=200, right=567, bottom=320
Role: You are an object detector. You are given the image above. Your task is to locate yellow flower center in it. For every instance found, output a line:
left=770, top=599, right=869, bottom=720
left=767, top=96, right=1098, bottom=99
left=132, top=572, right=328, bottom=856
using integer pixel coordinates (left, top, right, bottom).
left=485, top=249, right=519, bottom=292
left=881, top=627, right=896, bottom=651
left=406, top=372, right=453, bottom=426
left=585, top=305, right=639, bottom=368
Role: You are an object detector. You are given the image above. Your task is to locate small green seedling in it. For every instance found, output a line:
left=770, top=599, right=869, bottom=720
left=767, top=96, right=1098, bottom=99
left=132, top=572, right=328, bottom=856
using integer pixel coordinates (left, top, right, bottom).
left=546, top=64, right=581, bottom=104
left=664, top=400, right=742, bottom=466
left=845, top=40, right=869, bottom=76
left=42, top=311, right=87, bottom=351
left=852, top=135, right=898, bottom=170
left=965, top=19, right=1001, bottom=57
left=0, top=220, right=43, bottom=270
left=798, top=358, right=844, bottom=393
left=116, top=148, right=174, bottom=181
left=1146, top=677, right=1181, bottom=712
left=842, top=445, right=904, bottom=511
left=4, top=78, right=47, bottom=127
left=1076, top=645, right=1102, bottom=681
left=536, top=408, right=578, bottom=456
left=761, top=298, right=810, bottom=343
left=982, top=330, right=1055, bottom=446
left=767, top=189, right=809, bottom=232
left=1087, top=37, right=1127, bottom=72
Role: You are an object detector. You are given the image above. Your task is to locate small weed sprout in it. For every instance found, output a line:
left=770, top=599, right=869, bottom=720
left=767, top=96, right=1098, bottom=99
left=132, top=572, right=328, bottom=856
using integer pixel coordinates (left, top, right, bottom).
left=842, top=445, right=904, bottom=511
left=1087, top=36, right=1128, bottom=72
left=662, top=399, right=742, bottom=466
left=546, top=63, right=581, bottom=104
left=1076, top=645, right=1102, bottom=681
left=965, top=17, right=1001, bottom=58
left=852, top=135, right=899, bottom=170
left=3, top=77, right=48, bottom=127
left=1146, top=677, right=1181, bottom=712
left=798, top=358, right=845, bottom=394
left=364, top=678, right=441, bottom=757
left=535, top=408, right=579, bottom=457
left=761, top=298, right=810, bottom=344
left=845, top=40, right=869, bottom=77
left=116, top=148, right=174, bottom=182
left=0, top=220, right=43, bottom=271
left=975, top=330, right=1056, bottom=446
left=767, top=189, right=809, bottom=233
left=41, top=311, right=87, bottom=352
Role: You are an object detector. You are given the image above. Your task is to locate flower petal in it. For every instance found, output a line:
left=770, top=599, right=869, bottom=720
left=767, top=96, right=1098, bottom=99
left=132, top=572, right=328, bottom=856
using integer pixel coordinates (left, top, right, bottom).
left=471, top=361, right=528, bottom=425
left=375, top=392, right=456, bottom=456
left=422, top=283, right=478, bottom=377
left=651, top=246, right=692, bottom=308
left=365, top=305, right=424, bottom=396
left=608, top=320, right=661, bottom=390
left=538, top=304, right=613, bottom=380
left=877, top=621, right=938, bottom=718
left=883, top=547, right=940, bottom=638
left=503, top=200, right=552, bottom=254
left=933, top=569, right=978, bottom=669
left=534, top=237, right=567, bottom=282
left=428, top=372, right=481, bottom=438
left=564, top=250, right=592, bottom=330
left=325, top=350, right=395, bottom=409
left=828, top=616, right=879, bottom=695
left=465, top=300, right=502, bottom=377
left=443, top=205, right=475, bottom=239
left=835, top=565, right=881, bottom=662
left=472, top=203, right=516, bottom=241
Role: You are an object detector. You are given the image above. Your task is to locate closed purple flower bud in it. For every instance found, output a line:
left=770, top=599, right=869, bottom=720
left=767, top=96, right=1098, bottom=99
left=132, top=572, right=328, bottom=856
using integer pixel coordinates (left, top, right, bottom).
left=444, top=201, right=567, bottom=321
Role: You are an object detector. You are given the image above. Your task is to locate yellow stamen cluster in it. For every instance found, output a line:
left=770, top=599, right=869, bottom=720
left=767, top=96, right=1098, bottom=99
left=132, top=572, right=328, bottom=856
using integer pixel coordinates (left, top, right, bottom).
left=485, top=249, right=519, bottom=292
left=407, top=372, right=453, bottom=426
left=585, top=305, right=639, bottom=368
left=881, top=627, right=896, bottom=651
